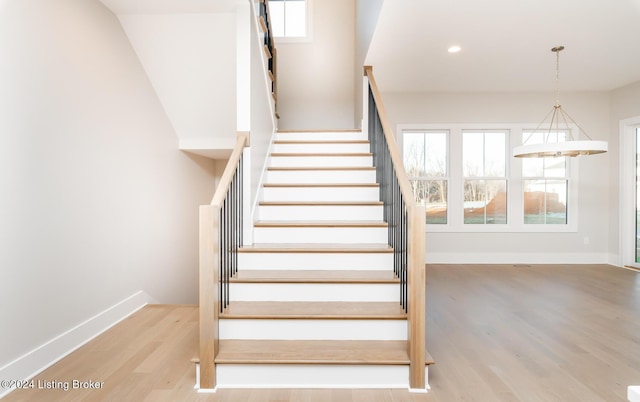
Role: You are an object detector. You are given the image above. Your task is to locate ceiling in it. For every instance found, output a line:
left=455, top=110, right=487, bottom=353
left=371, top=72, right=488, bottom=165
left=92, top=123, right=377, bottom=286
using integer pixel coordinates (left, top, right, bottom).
left=365, top=0, right=640, bottom=92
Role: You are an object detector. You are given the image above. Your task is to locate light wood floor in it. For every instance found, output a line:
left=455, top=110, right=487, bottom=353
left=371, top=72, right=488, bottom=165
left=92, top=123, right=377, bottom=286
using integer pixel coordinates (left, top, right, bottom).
left=4, top=264, right=640, bottom=401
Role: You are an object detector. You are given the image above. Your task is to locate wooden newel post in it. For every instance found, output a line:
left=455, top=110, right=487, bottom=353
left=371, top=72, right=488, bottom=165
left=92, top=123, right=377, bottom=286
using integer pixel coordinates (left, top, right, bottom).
left=199, top=205, right=219, bottom=390
left=408, top=205, right=426, bottom=389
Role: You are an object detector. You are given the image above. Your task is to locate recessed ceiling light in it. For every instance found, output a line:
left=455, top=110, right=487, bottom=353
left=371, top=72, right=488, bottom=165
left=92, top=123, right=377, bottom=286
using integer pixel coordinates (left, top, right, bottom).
left=448, top=46, right=461, bottom=53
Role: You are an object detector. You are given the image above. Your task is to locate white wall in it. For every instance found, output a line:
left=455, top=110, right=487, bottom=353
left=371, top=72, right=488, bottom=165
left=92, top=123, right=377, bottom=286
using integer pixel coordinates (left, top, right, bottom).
left=609, top=80, right=640, bottom=264
left=276, top=0, right=356, bottom=130
left=381, top=90, right=612, bottom=263
left=0, top=0, right=216, bottom=378
left=117, top=12, right=238, bottom=150
left=237, top=2, right=251, bottom=132
left=354, top=0, right=383, bottom=126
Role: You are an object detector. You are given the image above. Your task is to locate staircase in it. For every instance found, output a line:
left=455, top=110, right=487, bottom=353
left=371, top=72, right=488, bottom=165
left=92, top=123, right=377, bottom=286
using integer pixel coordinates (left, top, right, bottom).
left=196, top=128, right=432, bottom=391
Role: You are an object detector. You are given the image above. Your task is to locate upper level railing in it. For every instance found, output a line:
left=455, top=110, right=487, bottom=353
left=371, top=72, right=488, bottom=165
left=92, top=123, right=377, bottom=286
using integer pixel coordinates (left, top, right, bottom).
left=198, top=134, right=247, bottom=390
left=364, top=66, right=427, bottom=390
left=257, top=0, right=277, bottom=108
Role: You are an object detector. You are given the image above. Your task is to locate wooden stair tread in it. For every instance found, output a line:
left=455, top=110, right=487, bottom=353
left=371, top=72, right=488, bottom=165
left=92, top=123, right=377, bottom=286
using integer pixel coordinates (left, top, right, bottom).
left=259, top=201, right=383, bottom=206
left=254, top=220, right=387, bottom=228
left=425, top=350, right=435, bottom=365
left=263, top=183, right=378, bottom=188
left=268, top=166, right=376, bottom=171
left=277, top=129, right=362, bottom=133
left=215, top=340, right=409, bottom=365
left=270, top=153, right=372, bottom=157
left=231, top=269, right=399, bottom=284
left=258, top=16, right=267, bottom=33
left=274, top=140, right=369, bottom=144
left=196, top=348, right=434, bottom=365
left=238, top=243, right=393, bottom=253
left=221, top=301, right=406, bottom=320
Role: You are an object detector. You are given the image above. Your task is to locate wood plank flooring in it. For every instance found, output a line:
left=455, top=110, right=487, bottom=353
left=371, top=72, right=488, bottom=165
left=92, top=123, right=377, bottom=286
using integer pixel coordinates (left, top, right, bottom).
left=4, top=263, right=640, bottom=401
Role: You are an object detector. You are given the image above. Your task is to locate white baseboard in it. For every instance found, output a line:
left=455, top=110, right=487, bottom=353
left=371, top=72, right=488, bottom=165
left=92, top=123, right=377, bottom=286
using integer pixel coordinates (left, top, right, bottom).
left=0, top=291, right=154, bottom=399
left=425, top=252, right=610, bottom=265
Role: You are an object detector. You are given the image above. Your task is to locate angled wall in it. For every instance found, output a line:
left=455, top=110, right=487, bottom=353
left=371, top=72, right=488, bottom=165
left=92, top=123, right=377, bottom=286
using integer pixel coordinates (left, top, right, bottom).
left=0, top=0, right=216, bottom=384
left=117, top=12, right=238, bottom=153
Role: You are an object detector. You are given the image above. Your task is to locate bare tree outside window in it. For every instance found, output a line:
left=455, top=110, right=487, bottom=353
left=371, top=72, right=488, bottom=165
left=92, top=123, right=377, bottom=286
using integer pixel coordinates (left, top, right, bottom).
left=403, top=131, right=448, bottom=224
left=462, top=131, right=507, bottom=224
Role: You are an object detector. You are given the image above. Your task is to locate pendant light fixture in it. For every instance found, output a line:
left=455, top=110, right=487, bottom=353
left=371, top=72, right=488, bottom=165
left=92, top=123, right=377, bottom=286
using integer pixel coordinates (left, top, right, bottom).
left=512, top=46, right=608, bottom=158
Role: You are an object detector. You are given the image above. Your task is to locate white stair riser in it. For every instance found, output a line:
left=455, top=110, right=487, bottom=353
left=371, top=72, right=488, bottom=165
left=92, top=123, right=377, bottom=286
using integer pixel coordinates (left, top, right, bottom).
left=276, top=132, right=367, bottom=141
left=272, top=143, right=370, bottom=154
left=213, top=365, right=420, bottom=389
left=266, top=170, right=377, bottom=184
left=262, top=187, right=379, bottom=202
left=219, top=319, right=407, bottom=340
left=269, top=155, right=372, bottom=168
left=258, top=205, right=383, bottom=221
left=196, top=364, right=429, bottom=391
left=229, top=283, right=399, bottom=302
left=239, top=253, right=393, bottom=270
left=253, top=227, right=388, bottom=244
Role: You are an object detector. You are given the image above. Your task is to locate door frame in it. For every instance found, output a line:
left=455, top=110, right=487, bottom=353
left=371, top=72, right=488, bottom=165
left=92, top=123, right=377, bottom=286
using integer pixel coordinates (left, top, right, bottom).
left=620, top=116, right=640, bottom=268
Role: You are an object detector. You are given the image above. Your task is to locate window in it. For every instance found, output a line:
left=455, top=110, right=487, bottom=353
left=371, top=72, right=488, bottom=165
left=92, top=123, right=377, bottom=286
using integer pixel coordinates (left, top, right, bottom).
left=522, top=131, right=568, bottom=224
left=269, top=0, right=309, bottom=39
left=462, top=131, right=507, bottom=224
left=403, top=131, right=448, bottom=224
left=400, top=124, right=579, bottom=233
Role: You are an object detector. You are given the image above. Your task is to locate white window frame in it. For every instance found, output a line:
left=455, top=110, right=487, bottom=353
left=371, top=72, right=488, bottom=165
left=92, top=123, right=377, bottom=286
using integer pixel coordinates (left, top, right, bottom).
left=403, top=130, right=450, bottom=225
left=521, top=129, right=571, bottom=226
left=398, top=123, right=579, bottom=233
left=461, top=129, right=509, bottom=226
left=269, top=0, right=313, bottom=43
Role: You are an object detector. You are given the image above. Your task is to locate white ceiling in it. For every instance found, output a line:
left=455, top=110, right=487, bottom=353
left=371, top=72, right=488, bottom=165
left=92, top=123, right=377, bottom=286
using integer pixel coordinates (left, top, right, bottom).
left=98, top=0, right=241, bottom=15
left=365, top=0, right=640, bottom=92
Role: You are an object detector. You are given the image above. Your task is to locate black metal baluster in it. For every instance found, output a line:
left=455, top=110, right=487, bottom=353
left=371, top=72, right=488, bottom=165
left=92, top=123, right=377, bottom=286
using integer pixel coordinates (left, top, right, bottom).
left=367, top=82, right=410, bottom=314
left=217, top=154, right=245, bottom=313
left=232, top=166, right=237, bottom=278
left=239, top=154, right=244, bottom=248
left=218, top=201, right=226, bottom=312
left=228, top=188, right=231, bottom=304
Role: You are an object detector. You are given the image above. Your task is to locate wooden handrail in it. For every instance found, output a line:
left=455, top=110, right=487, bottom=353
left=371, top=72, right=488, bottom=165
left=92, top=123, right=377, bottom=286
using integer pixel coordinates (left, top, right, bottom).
left=363, top=66, right=427, bottom=390
left=210, top=135, right=248, bottom=207
left=199, top=134, right=247, bottom=390
left=364, top=66, right=416, bottom=207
